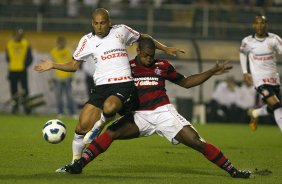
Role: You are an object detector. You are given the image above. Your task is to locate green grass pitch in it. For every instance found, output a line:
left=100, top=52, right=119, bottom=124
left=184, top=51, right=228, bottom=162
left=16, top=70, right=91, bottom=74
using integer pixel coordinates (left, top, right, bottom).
left=0, top=113, right=281, bottom=184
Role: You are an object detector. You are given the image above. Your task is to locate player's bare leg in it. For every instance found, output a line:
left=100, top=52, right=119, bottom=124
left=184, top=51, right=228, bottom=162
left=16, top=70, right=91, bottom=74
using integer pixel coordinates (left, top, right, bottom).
left=83, top=95, right=123, bottom=143
left=248, top=108, right=259, bottom=131
left=66, top=115, right=140, bottom=174
left=249, top=94, right=282, bottom=132
left=175, top=126, right=251, bottom=178
left=266, top=95, right=282, bottom=131
left=56, top=104, right=102, bottom=172
left=73, top=104, right=102, bottom=160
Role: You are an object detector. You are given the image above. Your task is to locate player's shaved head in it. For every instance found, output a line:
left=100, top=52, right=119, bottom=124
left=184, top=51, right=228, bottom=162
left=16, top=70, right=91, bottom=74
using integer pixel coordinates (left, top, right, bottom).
left=137, top=37, right=156, bottom=67
left=92, top=8, right=110, bottom=20
left=138, top=37, right=156, bottom=51
left=91, top=8, right=111, bottom=38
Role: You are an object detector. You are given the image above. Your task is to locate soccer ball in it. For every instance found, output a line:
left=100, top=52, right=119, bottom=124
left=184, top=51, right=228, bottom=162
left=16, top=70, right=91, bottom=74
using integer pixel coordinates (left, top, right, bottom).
left=42, top=119, right=66, bottom=144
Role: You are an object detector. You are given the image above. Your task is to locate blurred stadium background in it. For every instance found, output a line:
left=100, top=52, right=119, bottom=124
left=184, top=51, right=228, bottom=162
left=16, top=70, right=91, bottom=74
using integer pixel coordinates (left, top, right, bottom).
left=0, top=0, right=281, bottom=123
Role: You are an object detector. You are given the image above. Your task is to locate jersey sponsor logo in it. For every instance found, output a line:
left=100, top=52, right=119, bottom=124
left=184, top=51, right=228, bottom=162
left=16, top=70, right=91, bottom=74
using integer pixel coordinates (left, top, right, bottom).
left=101, top=52, right=128, bottom=60
left=74, top=39, right=87, bottom=57
left=107, top=76, right=132, bottom=82
left=133, top=77, right=159, bottom=81
left=135, top=80, right=158, bottom=86
left=262, top=77, right=278, bottom=84
left=104, top=48, right=126, bottom=55
left=253, top=55, right=273, bottom=61
left=134, top=77, right=159, bottom=86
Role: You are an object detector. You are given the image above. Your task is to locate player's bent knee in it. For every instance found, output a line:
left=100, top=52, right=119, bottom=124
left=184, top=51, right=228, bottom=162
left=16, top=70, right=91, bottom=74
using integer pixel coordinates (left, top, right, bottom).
left=75, top=120, right=94, bottom=134
left=103, top=103, right=120, bottom=115
left=103, top=97, right=122, bottom=114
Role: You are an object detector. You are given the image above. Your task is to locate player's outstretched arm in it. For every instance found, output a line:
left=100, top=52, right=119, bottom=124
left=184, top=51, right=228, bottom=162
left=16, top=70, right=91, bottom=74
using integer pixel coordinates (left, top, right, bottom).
left=33, top=59, right=54, bottom=72
left=211, top=60, right=233, bottom=75
left=34, top=59, right=82, bottom=73
left=140, top=34, right=185, bottom=56
left=176, top=60, right=233, bottom=88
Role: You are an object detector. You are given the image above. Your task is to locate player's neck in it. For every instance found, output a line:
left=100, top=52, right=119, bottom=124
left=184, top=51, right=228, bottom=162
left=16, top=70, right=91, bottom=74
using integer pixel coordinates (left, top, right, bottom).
left=254, top=34, right=267, bottom=41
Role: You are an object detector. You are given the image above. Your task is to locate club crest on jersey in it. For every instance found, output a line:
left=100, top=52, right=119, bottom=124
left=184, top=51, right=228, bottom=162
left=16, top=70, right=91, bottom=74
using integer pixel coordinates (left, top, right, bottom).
left=116, top=33, right=125, bottom=44
left=154, top=68, right=162, bottom=75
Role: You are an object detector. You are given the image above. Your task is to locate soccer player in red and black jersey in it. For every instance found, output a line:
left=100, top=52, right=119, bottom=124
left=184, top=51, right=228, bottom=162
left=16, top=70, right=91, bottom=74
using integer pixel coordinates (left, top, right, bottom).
left=34, top=8, right=184, bottom=172
left=66, top=38, right=251, bottom=179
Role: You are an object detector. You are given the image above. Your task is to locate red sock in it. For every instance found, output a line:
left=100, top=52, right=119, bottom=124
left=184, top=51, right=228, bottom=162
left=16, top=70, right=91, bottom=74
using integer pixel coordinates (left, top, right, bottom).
left=203, top=142, right=236, bottom=174
left=82, top=132, right=113, bottom=165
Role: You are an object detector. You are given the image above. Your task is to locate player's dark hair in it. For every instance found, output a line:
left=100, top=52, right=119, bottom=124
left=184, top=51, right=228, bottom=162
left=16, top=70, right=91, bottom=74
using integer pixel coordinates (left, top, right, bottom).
left=254, top=13, right=267, bottom=22
left=138, top=37, right=155, bottom=51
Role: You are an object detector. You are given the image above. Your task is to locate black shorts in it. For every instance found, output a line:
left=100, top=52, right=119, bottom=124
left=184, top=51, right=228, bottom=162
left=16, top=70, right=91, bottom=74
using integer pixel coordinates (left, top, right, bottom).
left=256, top=84, right=281, bottom=102
left=87, top=81, right=137, bottom=115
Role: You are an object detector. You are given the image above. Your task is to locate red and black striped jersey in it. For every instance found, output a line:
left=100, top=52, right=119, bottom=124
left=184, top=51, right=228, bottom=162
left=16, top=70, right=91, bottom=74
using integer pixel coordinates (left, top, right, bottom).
left=130, top=58, right=184, bottom=111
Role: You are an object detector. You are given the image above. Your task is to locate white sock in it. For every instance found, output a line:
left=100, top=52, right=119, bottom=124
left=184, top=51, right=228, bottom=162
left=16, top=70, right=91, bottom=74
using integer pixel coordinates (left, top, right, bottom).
left=92, top=112, right=116, bottom=130
left=72, top=133, right=86, bottom=162
left=274, top=107, right=282, bottom=132
left=92, top=113, right=105, bottom=130
left=252, top=105, right=268, bottom=118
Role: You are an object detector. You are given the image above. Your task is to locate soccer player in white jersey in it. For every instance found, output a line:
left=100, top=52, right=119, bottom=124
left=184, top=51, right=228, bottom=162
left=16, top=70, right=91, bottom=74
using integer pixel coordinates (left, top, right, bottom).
left=34, top=8, right=184, bottom=172
left=239, top=14, right=282, bottom=131
left=65, top=37, right=251, bottom=179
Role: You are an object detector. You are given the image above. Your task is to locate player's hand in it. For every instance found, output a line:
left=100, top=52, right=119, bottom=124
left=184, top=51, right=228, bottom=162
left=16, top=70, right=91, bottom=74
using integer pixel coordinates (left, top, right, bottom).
left=243, top=73, right=253, bottom=86
left=212, top=60, right=233, bottom=75
left=33, top=59, right=54, bottom=72
left=165, top=47, right=185, bottom=57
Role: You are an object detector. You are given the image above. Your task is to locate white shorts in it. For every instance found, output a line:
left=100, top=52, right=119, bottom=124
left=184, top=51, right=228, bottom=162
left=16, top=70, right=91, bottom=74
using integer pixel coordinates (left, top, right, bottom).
left=134, top=104, right=191, bottom=144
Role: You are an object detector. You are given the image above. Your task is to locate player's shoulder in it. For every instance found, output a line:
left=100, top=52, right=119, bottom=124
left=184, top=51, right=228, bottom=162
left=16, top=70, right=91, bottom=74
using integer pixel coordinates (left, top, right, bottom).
left=112, top=24, right=128, bottom=30
left=242, top=35, right=253, bottom=42
left=129, top=58, right=137, bottom=65
left=82, top=32, right=95, bottom=40
left=155, top=58, right=172, bottom=67
left=21, top=38, right=29, bottom=45
left=268, top=32, right=281, bottom=39
left=77, top=32, right=96, bottom=46
left=155, top=58, right=170, bottom=64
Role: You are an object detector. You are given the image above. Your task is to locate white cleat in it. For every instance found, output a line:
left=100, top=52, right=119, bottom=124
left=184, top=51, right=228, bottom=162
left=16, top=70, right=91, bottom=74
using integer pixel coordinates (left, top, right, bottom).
left=55, top=167, right=67, bottom=173
left=55, top=163, right=72, bottom=173
left=83, top=125, right=104, bottom=144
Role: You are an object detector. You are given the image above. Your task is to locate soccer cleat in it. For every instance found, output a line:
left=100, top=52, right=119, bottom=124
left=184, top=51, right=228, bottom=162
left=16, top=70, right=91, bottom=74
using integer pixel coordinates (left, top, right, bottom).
left=249, top=118, right=258, bottom=131
left=55, top=164, right=71, bottom=173
left=83, top=124, right=105, bottom=144
left=231, top=170, right=252, bottom=179
left=65, top=159, right=83, bottom=174
left=248, top=109, right=258, bottom=131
